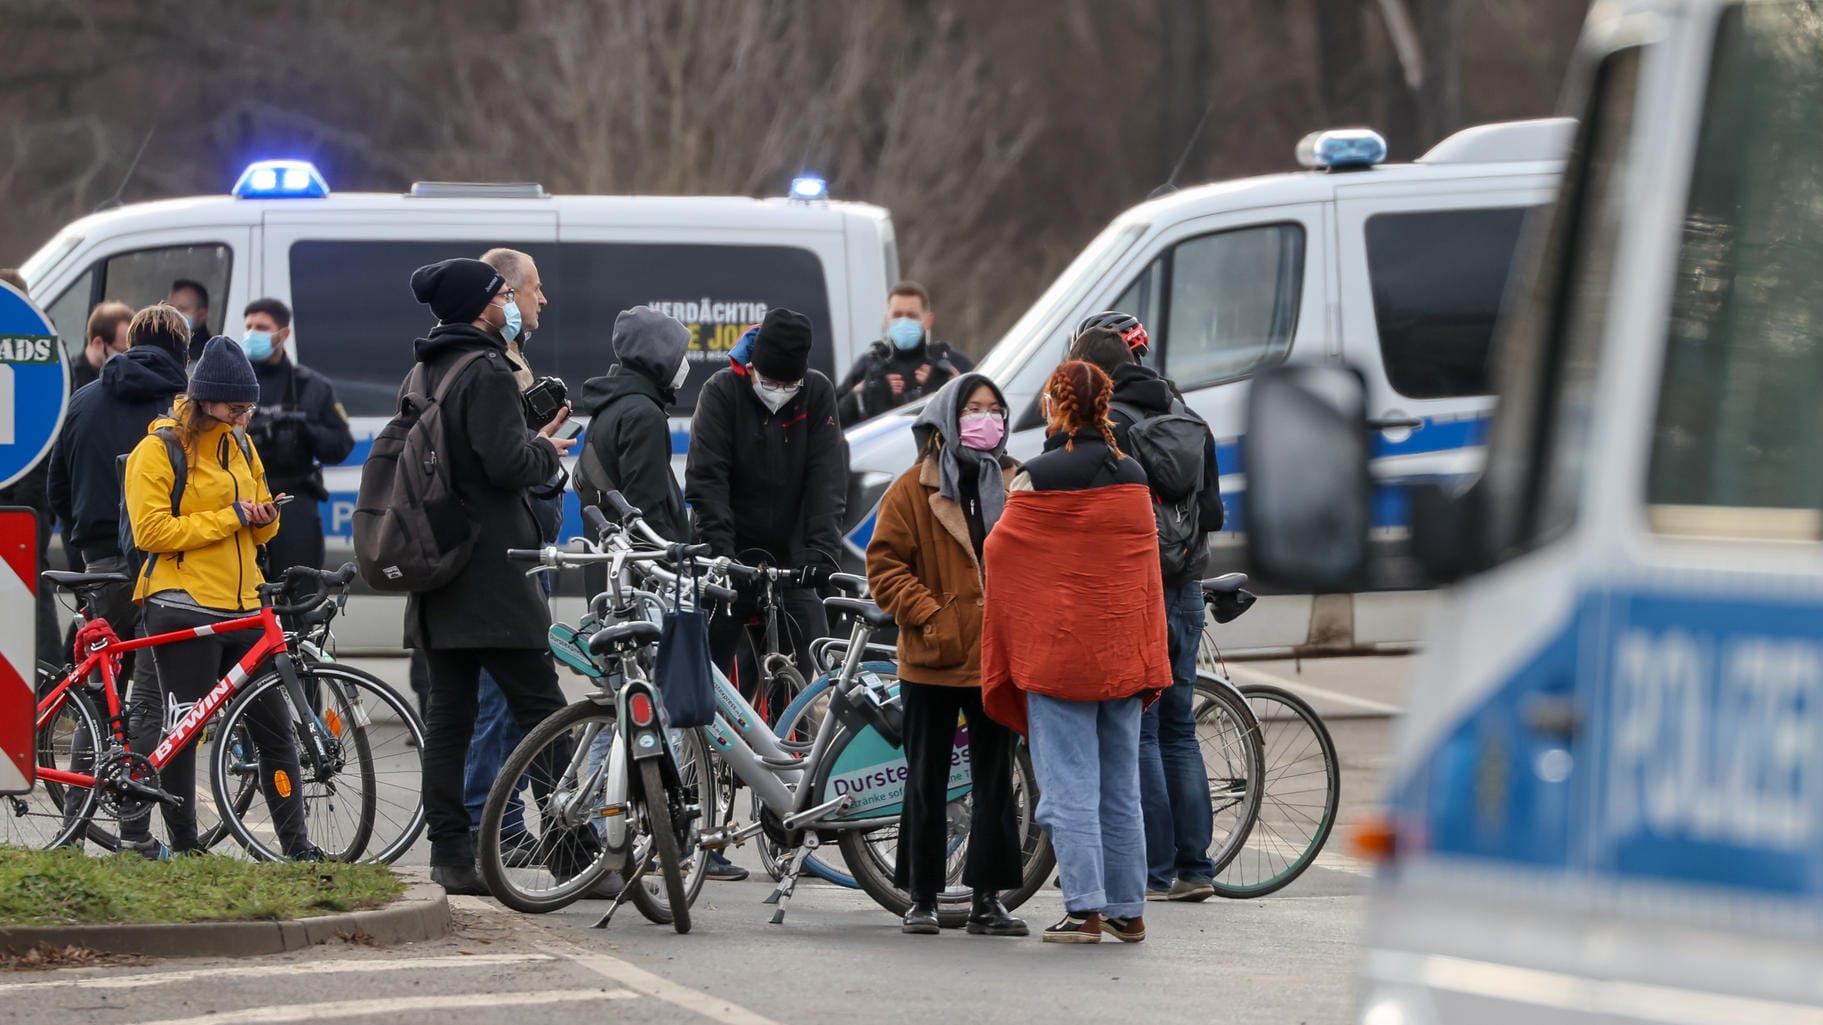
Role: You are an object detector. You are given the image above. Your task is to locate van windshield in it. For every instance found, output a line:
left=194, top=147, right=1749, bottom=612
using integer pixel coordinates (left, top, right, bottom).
left=976, top=223, right=1147, bottom=383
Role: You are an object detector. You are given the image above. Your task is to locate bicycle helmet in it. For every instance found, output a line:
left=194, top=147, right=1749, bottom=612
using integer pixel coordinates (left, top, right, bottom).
left=1074, top=311, right=1150, bottom=358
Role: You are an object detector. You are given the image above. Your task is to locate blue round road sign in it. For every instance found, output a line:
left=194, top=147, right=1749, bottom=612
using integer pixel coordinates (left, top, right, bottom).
left=0, top=282, right=68, bottom=491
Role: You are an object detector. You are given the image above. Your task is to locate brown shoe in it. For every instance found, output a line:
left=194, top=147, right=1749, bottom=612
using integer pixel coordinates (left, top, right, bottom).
left=1103, top=915, right=1146, bottom=943
left=1042, top=911, right=1102, bottom=943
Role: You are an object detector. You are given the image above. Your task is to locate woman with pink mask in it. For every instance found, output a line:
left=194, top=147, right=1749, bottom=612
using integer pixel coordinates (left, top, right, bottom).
left=866, top=373, right=1027, bottom=938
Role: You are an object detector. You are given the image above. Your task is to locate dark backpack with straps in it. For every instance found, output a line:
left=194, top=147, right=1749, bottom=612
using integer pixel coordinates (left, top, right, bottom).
left=117, top=425, right=254, bottom=580
left=352, top=350, right=488, bottom=592
left=1110, top=398, right=1216, bottom=581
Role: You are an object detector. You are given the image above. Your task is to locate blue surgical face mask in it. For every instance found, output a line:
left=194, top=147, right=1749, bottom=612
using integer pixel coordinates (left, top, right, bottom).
left=242, top=330, right=275, bottom=362
left=179, top=312, right=193, bottom=331
left=888, top=317, right=923, bottom=351
left=495, top=299, right=522, bottom=343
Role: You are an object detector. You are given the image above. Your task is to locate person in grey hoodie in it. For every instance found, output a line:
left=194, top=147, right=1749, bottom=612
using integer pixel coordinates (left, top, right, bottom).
left=574, top=306, right=691, bottom=542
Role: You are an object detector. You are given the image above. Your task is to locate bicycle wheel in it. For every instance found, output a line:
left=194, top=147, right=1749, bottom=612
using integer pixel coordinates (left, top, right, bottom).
left=213, top=665, right=427, bottom=863
left=7, top=681, right=103, bottom=850
left=1192, top=673, right=1267, bottom=874
left=628, top=727, right=713, bottom=926
left=839, top=737, right=1054, bottom=929
left=1209, top=683, right=1340, bottom=898
left=634, top=760, right=691, bottom=934
left=479, top=700, right=622, bottom=914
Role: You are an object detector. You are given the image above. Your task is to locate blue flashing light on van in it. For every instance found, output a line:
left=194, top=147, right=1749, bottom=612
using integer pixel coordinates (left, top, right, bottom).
left=789, top=175, right=829, bottom=202
left=1295, top=129, right=1388, bottom=170
left=232, top=160, right=331, bottom=199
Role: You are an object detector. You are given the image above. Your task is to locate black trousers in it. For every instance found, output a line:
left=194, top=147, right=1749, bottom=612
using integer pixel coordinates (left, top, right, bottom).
left=420, top=647, right=566, bottom=864
left=708, top=588, right=829, bottom=712
left=894, top=681, right=1024, bottom=897
left=125, top=603, right=310, bottom=856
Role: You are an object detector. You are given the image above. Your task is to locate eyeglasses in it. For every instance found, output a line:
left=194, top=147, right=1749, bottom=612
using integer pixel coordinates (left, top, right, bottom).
left=962, top=407, right=1007, bottom=421
left=219, top=403, right=255, bottom=417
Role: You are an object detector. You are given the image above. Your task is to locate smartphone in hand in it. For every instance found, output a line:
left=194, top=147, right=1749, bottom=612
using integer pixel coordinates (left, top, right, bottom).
left=550, top=419, right=584, bottom=442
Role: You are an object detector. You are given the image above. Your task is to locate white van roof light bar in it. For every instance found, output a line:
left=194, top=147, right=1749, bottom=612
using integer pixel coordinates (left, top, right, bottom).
left=407, top=182, right=547, bottom=199
left=1418, top=118, right=1575, bottom=165
left=1296, top=129, right=1388, bottom=172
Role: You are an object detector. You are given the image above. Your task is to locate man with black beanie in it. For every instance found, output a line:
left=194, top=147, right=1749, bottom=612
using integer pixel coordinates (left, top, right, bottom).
left=400, top=257, right=576, bottom=895
left=686, top=307, right=848, bottom=709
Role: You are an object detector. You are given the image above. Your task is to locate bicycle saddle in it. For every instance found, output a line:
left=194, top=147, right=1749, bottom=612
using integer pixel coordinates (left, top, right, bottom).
left=823, top=596, right=896, bottom=630
left=1200, top=573, right=1249, bottom=595
left=41, top=570, right=132, bottom=591
left=587, top=619, right=663, bottom=655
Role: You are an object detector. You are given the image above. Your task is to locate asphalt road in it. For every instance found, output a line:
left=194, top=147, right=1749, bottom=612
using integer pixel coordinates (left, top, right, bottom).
left=2, top=656, right=1408, bottom=1025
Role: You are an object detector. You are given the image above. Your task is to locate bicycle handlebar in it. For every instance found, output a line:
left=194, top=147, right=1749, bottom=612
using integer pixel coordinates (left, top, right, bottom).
left=262, top=562, right=358, bottom=618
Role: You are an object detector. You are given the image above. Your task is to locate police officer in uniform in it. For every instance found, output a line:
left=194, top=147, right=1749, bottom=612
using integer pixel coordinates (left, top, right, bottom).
left=242, top=297, right=356, bottom=581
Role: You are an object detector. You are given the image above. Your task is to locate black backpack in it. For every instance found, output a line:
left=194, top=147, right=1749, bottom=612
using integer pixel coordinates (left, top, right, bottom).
left=1111, top=399, right=1218, bottom=580
left=117, top=426, right=254, bottom=580
left=352, top=350, right=488, bottom=592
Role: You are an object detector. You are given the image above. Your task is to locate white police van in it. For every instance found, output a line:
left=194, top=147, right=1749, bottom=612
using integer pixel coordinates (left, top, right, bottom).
left=17, top=168, right=895, bottom=648
left=842, top=118, right=1570, bottom=656
left=1242, top=1, right=1823, bottom=1020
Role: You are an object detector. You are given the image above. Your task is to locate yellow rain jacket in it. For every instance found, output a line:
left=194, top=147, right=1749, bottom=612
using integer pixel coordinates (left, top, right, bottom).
left=125, top=402, right=280, bottom=611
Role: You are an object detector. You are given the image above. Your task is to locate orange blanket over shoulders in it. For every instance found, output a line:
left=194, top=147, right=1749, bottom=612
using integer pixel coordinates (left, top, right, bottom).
left=980, top=483, right=1170, bottom=737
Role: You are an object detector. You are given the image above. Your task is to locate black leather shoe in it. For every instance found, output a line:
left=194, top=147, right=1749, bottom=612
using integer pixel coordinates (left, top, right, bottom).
left=430, top=863, right=491, bottom=897
left=901, top=898, right=941, bottom=935
left=966, top=890, right=1029, bottom=937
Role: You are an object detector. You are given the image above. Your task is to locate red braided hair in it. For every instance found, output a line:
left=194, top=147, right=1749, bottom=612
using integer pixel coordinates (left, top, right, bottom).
left=1042, top=360, right=1122, bottom=455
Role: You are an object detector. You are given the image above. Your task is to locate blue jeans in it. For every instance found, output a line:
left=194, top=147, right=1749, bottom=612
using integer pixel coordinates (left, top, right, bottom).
left=1139, top=581, right=1217, bottom=889
left=465, top=671, right=526, bottom=836
left=1027, top=693, right=1146, bottom=919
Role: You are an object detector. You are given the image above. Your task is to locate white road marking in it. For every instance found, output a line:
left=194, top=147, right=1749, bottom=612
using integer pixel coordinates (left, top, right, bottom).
left=0, top=953, right=553, bottom=994
left=1226, top=664, right=1403, bottom=716
left=550, top=946, right=788, bottom=1025
left=124, top=989, right=633, bottom=1025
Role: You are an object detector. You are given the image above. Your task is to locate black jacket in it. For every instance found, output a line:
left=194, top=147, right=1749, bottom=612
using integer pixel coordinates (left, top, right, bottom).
left=1018, top=431, right=1148, bottom=492
left=251, top=357, right=357, bottom=497
left=402, top=324, right=561, bottom=650
left=576, top=364, right=689, bottom=544
left=46, top=346, right=189, bottom=559
left=685, top=366, right=848, bottom=567
left=835, top=337, right=974, bottom=426
left=70, top=355, right=102, bottom=393
left=1107, top=362, right=1220, bottom=584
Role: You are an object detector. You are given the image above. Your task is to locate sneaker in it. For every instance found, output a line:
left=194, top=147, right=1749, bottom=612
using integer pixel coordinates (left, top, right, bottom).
left=122, top=837, right=170, bottom=861
left=706, top=852, right=749, bottom=882
left=1145, top=888, right=1173, bottom=902
left=1167, top=877, right=1215, bottom=902
left=587, top=871, right=625, bottom=900
left=1042, top=911, right=1102, bottom=944
left=1103, top=915, right=1146, bottom=943
left=288, top=845, right=329, bottom=862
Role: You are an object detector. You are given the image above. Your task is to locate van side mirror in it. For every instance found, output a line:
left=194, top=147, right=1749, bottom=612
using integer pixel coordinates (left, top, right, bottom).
left=1242, top=364, right=1371, bottom=591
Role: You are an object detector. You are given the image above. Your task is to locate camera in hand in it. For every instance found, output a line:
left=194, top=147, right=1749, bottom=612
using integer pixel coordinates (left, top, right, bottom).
left=522, top=376, right=568, bottom=425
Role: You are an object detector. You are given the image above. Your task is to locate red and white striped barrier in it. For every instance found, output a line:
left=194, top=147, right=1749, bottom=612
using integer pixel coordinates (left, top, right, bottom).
left=0, top=507, right=37, bottom=794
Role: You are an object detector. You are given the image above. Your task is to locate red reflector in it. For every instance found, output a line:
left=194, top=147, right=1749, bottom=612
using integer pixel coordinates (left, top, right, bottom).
left=629, top=692, right=655, bottom=726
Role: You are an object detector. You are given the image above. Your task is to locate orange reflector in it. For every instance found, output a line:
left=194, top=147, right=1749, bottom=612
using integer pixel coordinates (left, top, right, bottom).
left=325, top=709, right=344, bottom=737
left=1350, top=813, right=1397, bottom=862
left=273, top=769, right=293, bottom=799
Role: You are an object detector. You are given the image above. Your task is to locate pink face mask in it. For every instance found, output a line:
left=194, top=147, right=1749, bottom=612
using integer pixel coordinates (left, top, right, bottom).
left=958, top=412, right=1006, bottom=451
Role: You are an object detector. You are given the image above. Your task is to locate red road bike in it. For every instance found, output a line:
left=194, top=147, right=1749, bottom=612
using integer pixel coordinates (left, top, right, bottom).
left=13, top=563, right=426, bottom=862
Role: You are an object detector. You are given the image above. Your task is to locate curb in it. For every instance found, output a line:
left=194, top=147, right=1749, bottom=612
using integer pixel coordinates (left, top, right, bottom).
left=0, top=878, right=450, bottom=959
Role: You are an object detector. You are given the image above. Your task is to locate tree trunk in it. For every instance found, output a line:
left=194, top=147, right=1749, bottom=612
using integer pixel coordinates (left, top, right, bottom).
left=1417, top=0, right=1462, bottom=144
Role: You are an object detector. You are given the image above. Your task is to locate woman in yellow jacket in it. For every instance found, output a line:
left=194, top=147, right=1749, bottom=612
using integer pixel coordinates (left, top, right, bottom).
left=120, top=336, right=320, bottom=860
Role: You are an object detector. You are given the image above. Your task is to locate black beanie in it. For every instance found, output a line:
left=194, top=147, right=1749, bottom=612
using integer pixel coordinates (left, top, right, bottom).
left=410, top=258, right=505, bottom=325
left=187, top=336, right=260, bottom=403
left=750, top=308, right=814, bottom=382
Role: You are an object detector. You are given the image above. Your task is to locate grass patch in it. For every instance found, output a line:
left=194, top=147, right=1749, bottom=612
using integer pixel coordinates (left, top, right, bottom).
left=0, top=846, right=404, bottom=926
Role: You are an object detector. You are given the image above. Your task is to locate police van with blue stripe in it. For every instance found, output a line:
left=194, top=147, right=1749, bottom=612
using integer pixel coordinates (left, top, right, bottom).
left=17, top=171, right=895, bottom=648
left=1244, top=1, right=1823, bottom=1020
left=840, top=117, right=1571, bottom=656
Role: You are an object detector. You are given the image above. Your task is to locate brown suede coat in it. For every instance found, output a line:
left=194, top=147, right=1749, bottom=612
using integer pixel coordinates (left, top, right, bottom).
left=865, top=452, right=1018, bottom=688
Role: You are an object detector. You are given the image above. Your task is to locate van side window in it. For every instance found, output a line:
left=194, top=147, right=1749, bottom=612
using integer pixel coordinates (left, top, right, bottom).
left=42, top=245, right=230, bottom=355
left=1647, top=4, right=1823, bottom=541
left=1110, top=261, right=1164, bottom=370
left=1163, top=224, right=1304, bottom=389
left=1478, top=47, right=1641, bottom=559
left=1365, top=207, right=1531, bottom=399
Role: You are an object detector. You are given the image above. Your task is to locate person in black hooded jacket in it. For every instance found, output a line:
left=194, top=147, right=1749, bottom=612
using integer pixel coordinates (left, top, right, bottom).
left=685, top=307, right=848, bottom=692
left=575, top=305, right=691, bottom=542
left=401, top=257, right=576, bottom=894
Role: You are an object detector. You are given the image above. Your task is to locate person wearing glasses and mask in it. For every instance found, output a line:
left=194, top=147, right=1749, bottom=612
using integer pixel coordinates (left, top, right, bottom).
left=866, top=373, right=1027, bottom=937
left=120, top=336, right=323, bottom=861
